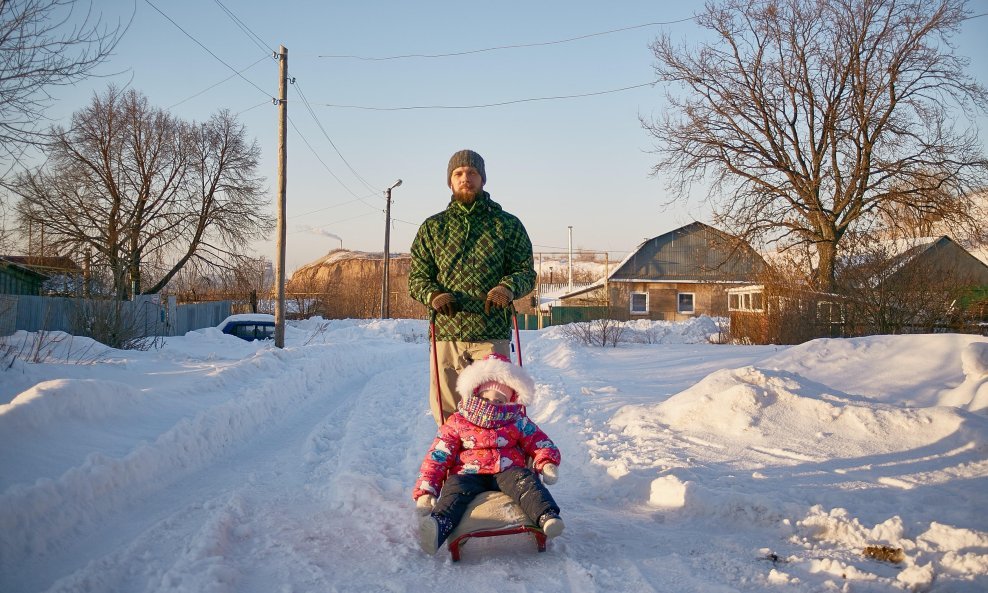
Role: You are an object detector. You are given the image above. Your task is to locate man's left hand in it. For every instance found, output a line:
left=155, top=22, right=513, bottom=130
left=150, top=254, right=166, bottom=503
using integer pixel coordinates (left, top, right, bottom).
left=484, top=285, right=513, bottom=314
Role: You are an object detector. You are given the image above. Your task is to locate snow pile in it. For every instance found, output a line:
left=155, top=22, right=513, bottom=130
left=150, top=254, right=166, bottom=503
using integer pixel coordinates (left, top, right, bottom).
left=539, top=315, right=725, bottom=345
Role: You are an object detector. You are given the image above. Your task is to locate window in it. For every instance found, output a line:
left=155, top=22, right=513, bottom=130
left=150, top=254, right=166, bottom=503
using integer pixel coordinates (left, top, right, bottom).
left=228, top=322, right=275, bottom=341
left=816, top=301, right=844, bottom=323
left=728, top=287, right=765, bottom=312
left=630, top=292, right=648, bottom=314
left=678, top=292, right=695, bottom=314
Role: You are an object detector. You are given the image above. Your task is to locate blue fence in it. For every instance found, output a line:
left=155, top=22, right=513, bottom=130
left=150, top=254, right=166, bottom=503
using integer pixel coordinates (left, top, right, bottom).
left=0, top=294, right=230, bottom=338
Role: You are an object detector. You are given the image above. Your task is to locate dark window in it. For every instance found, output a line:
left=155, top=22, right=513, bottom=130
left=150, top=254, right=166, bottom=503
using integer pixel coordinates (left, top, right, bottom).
left=678, top=292, right=695, bottom=314
left=630, top=292, right=648, bottom=314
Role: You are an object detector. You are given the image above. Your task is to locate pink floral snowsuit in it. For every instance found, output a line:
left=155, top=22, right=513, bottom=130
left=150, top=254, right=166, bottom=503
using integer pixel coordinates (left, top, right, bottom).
left=412, top=395, right=561, bottom=500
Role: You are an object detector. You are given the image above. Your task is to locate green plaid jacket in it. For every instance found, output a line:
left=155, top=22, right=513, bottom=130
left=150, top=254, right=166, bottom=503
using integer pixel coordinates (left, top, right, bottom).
left=409, top=192, right=535, bottom=341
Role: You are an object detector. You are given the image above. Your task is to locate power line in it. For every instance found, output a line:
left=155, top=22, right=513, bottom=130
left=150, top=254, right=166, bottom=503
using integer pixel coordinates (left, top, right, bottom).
left=291, top=78, right=380, bottom=194
left=289, top=211, right=379, bottom=235
left=317, top=18, right=694, bottom=60
left=287, top=114, right=367, bottom=201
left=212, top=0, right=274, bottom=56
left=144, top=0, right=272, bottom=101
left=167, top=56, right=269, bottom=110
left=319, top=81, right=657, bottom=111
left=235, top=99, right=272, bottom=117
left=289, top=193, right=379, bottom=220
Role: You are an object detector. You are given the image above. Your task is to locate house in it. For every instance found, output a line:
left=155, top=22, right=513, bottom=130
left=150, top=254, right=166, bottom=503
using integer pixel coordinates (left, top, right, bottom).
left=727, top=283, right=848, bottom=344
left=557, top=222, right=769, bottom=321
left=0, top=258, right=50, bottom=295
left=0, top=256, right=84, bottom=296
left=728, top=236, right=988, bottom=343
left=842, top=236, right=988, bottom=334
left=871, top=236, right=988, bottom=286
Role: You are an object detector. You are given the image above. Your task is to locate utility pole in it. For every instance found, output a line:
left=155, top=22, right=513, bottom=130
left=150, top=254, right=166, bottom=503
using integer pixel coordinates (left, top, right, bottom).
left=567, top=225, right=574, bottom=294
left=381, top=179, right=402, bottom=319
left=274, top=45, right=288, bottom=348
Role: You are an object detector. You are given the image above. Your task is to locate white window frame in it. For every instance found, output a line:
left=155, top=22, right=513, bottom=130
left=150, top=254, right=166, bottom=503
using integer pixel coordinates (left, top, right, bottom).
left=630, top=291, right=649, bottom=314
left=728, top=287, right=766, bottom=312
left=677, top=292, right=695, bottom=314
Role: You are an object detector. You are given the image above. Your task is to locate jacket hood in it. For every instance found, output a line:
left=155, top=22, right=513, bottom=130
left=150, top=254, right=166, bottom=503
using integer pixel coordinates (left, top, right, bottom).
left=456, top=354, right=535, bottom=404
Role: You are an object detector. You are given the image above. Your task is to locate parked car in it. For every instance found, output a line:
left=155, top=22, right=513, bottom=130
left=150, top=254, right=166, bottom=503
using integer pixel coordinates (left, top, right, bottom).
left=217, top=314, right=276, bottom=341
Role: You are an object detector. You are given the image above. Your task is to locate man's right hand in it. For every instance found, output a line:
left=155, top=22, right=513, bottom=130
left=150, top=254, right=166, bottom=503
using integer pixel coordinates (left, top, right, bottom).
left=430, top=292, right=457, bottom=315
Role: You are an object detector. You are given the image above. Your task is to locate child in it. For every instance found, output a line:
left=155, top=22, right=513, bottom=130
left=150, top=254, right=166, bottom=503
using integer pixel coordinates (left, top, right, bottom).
left=412, top=353, right=564, bottom=555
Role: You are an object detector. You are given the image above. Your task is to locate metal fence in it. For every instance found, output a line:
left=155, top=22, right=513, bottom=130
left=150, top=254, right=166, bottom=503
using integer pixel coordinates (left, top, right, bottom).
left=0, top=294, right=230, bottom=338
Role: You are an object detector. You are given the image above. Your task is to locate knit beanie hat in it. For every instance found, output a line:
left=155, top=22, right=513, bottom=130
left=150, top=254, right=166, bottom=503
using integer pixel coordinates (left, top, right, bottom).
left=447, top=149, right=486, bottom=187
left=456, top=353, right=535, bottom=404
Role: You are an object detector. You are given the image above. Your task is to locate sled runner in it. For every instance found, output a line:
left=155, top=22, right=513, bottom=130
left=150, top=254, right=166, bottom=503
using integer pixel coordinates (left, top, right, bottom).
left=445, top=491, right=547, bottom=562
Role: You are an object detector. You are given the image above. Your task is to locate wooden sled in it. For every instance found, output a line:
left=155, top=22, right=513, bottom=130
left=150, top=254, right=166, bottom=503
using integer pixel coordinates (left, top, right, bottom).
left=446, top=490, right=547, bottom=562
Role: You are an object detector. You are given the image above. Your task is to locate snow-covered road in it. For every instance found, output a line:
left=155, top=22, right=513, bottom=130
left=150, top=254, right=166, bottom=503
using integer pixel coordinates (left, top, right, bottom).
left=3, top=318, right=987, bottom=592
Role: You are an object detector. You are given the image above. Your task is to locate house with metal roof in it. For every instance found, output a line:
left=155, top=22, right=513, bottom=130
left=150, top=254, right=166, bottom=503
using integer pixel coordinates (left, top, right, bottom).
left=727, top=235, right=988, bottom=342
left=556, top=222, right=769, bottom=321
left=0, top=256, right=83, bottom=296
left=0, top=258, right=50, bottom=295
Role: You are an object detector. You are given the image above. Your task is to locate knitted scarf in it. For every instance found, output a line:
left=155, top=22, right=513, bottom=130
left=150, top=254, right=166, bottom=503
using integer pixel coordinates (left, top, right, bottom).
left=458, top=395, right=524, bottom=429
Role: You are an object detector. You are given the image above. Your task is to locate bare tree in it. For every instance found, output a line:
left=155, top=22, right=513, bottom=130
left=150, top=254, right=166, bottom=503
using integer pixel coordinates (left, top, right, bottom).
left=0, top=0, right=130, bottom=175
left=644, top=0, right=988, bottom=292
left=11, top=86, right=270, bottom=299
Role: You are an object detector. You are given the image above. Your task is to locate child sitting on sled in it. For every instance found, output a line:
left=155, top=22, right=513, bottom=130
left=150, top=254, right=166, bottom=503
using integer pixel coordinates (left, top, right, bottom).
left=412, top=353, right=564, bottom=555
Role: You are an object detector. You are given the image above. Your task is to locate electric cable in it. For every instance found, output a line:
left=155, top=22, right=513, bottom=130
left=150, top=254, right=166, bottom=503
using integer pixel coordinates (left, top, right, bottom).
left=317, top=18, right=694, bottom=60
left=319, top=81, right=657, bottom=111
left=144, top=0, right=272, bottom=101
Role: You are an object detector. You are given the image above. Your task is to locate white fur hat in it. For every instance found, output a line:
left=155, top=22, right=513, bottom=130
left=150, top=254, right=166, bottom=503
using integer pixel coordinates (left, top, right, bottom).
left=456, top=353, right=535, bottom=404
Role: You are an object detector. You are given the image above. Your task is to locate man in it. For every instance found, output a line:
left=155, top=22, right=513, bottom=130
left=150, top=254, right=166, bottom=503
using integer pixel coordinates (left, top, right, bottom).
left=409, top=149, right=536, bottom=425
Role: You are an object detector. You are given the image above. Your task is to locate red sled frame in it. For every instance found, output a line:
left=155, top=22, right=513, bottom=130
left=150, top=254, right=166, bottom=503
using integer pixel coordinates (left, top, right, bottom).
left=448, top=525, right=547, bottom=562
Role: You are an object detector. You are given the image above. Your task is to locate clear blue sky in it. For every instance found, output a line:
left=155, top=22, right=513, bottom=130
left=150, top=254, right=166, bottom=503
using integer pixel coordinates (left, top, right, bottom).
left=45, top=0, right=988, bottom=270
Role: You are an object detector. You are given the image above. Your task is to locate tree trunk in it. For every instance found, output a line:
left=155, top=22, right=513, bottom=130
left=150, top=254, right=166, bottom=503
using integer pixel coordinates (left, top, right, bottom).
left=816, top=241, right=837, bottom=294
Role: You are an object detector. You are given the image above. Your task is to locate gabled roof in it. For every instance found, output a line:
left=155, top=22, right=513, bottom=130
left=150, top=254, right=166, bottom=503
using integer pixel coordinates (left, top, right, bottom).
left=607, top=222, right=768, bottom=283
left=0, top=258, right=49, bottom=280
left=555, top=222, right=768, bottom=302
left=1, top=256, right=82, bottom=274
left=873, top=236, right=988, bottom=286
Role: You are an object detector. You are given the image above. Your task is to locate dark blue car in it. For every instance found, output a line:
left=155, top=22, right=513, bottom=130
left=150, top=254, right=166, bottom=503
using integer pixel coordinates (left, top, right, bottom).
left=218, top=314, right=276, bottom=342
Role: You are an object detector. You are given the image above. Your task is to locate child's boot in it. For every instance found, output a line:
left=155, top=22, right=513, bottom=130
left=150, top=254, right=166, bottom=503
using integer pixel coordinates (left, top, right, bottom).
left=539, top=511, right=565, bottom=538
left=418, top=513, right=454, bottom=555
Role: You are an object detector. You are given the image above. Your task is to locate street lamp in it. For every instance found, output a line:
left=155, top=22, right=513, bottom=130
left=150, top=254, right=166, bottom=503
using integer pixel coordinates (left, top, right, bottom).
left=381, top=179, right=402, bottom=319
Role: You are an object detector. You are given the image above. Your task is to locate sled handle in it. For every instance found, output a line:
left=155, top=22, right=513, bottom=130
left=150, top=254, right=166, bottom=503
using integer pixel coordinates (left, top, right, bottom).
left=429, top=311, right=445, bottom=425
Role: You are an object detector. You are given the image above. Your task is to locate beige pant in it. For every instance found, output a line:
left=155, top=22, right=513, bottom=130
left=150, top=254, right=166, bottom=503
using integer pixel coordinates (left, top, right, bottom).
left=430, top=339, right=511, bottom=425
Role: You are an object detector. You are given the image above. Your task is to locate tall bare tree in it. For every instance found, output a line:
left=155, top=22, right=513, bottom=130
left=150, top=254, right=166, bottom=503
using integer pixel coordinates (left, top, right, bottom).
left=644, top=0, right=988, bottom=291
left=0, top=0, right=129, bottom=174
left=12, top=86, right=271, bottom=299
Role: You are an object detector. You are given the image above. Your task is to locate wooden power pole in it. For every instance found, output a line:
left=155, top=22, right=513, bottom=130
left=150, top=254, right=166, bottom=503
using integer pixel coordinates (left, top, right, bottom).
left=274, top=45, right=288, bottom=348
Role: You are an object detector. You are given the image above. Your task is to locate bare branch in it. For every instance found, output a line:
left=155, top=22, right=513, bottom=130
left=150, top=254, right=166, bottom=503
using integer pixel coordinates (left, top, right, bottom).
left=644, top=0, right=988, bottom=291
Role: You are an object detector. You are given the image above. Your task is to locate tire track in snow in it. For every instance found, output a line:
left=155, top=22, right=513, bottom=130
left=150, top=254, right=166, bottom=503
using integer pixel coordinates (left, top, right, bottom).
left=9, top=341, right=405, bottom=593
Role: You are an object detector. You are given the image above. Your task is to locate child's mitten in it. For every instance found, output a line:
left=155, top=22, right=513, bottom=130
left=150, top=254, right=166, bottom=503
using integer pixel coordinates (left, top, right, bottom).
left=415, top=494, right=437, bottom=515
left=541, top=463, right=559, bottom=485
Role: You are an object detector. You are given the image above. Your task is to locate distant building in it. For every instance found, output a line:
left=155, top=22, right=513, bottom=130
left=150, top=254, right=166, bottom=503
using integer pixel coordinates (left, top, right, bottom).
left=728, top=236, right=988, bottom=343
left=557, top=222, right=769, bottom=321
left=0, top=258, right=49, bottom=295
left=0, top=256, right=84, bottom=296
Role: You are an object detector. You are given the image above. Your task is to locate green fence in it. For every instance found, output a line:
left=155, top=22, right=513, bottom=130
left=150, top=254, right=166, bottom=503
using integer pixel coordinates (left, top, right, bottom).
left=514, top=307, right=615, bottom=330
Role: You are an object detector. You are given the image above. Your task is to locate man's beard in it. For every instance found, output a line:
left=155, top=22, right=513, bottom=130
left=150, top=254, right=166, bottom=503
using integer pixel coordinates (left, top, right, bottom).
left=452, top=188, right=481, bottom=204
